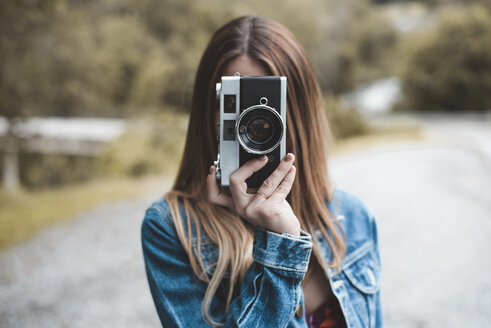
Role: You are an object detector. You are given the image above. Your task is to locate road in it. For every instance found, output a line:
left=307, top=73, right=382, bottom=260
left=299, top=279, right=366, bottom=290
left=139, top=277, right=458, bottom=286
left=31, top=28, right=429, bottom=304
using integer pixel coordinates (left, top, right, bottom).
left=0, top=192, right=163, bottom=327
left=1, top=115, right=490, bottom=327
left=330, top=115, right=491, bottom=327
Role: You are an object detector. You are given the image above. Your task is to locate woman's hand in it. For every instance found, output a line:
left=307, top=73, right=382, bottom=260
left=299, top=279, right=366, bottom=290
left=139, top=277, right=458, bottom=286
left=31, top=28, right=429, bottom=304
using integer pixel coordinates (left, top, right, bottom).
left=207, top=153, right=300, bottom=236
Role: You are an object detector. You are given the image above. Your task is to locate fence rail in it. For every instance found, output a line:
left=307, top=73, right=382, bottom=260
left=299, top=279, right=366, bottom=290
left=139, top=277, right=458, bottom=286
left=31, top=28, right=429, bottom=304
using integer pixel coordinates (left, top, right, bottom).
left=0, top=116, right=126, bottom=191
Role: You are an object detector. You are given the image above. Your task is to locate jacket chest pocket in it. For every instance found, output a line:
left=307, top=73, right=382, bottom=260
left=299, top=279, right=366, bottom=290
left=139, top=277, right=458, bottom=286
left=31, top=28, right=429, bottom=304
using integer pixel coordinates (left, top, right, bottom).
left=341, top=243, right=380, bottom=328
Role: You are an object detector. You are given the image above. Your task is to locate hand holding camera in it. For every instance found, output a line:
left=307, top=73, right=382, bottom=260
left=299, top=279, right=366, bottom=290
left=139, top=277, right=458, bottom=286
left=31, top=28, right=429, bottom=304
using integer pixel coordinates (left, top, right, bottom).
left=207, top=153, right=300, bottom=236
left=209, top=75, right=300, bottom=235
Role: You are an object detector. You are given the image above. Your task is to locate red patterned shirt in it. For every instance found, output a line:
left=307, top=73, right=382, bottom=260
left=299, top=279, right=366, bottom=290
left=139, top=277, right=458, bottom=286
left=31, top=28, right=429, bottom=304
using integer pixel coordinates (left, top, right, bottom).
left=305, top=296, right=347, bottom=328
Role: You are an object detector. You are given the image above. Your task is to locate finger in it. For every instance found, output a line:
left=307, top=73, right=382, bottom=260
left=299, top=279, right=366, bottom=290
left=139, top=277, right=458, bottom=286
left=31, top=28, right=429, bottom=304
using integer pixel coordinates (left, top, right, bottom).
left=230, top=155, right=269, bottom=185
left=247, top=188, right=269, bottom=210
left=207, top=166, right=234, bottom=208
left=268, top=165, right=296, bottom=203
left=257, top=153, right=295, bottom=198
left=229, top=155, right=269, bottom=199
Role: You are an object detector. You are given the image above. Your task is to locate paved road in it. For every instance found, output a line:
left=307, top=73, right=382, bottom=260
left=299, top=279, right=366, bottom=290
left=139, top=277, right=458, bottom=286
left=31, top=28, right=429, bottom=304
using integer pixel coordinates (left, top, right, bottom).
left=1, top=115, right=490, bottom=327
left=330, top=115, right=491, bottom=327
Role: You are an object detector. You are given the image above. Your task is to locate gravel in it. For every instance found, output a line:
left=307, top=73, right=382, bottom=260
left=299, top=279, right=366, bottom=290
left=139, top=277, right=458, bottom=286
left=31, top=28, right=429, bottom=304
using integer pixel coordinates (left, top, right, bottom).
left=0, top=191, right=164, bottom=328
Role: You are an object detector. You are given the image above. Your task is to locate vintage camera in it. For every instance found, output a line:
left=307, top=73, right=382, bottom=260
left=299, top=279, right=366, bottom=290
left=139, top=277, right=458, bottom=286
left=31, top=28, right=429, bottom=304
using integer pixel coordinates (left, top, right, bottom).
left=214, top=75, right=287, bottom=190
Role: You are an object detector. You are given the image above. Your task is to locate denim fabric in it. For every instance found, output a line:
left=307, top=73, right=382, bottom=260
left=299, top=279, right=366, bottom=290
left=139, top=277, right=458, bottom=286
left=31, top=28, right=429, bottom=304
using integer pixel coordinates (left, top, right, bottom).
left=141, top=189, right=384, bottom=327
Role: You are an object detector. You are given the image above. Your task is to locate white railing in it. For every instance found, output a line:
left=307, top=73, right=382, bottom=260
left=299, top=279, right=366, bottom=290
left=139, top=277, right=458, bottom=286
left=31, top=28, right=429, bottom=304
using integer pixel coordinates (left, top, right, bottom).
left=1, top=117, right=126, bottom=191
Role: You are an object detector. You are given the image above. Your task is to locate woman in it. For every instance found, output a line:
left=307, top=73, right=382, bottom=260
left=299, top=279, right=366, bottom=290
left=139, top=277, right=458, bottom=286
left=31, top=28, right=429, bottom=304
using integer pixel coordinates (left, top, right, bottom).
left=141, top=15, right=383, bottom=328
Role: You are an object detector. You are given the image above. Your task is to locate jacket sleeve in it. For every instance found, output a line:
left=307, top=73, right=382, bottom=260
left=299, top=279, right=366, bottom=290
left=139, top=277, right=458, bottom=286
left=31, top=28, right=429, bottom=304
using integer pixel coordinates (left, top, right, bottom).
left=141, top=204, right=312, bottom=328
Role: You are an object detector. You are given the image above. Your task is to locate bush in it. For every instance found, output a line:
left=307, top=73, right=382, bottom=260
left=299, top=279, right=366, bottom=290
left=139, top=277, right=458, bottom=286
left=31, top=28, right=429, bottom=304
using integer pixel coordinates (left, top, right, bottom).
left=0, top=151, right=98, bottom=190
left=0, top=112, right=188, bottom=190
left=397, top=5, right=491, bottom=112
left=19, top=153, right=97, bottom=189
left=313, top=0, right=399, bottom=94
left=325, top=95, right=369, bottom=139
left=98, top=112, right=187, bottom=178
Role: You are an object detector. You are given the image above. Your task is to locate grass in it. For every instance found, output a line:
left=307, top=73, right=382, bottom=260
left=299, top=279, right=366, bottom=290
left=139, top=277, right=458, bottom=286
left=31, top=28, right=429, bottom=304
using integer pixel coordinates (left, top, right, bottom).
left=331, top=119, right=425, bottom=156
left=0, top=173, right=173, bottom=251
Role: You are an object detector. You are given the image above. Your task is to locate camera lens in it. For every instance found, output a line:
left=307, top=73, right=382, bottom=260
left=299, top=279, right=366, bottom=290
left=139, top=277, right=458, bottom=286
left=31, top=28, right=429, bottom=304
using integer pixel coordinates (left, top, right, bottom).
left=236, top=104, right=284, bottom=155
left=247, top=117, right=273, bottom=144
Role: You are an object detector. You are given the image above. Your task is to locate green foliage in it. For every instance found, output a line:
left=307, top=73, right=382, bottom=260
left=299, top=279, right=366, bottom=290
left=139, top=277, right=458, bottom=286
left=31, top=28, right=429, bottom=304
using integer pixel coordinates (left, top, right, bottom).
left=98, top=112, right=188, bottom=177
left=421, top=0, right=491, bottom=9
left=313, top=0, right=400, bottom=93
left=398, top=5, right=491, bottom=112
left=0, top=0, right=61, bottom=118
left=0, top=0, right=172, bottom=117
left=141, top=0, right=326, bottom=109
left=18, top=153, right=97, bottom=189
left=325, top=96, right=369, bottom=139
left=0, top=150, right=99, bottom=190
left=0, top=0, right=403, bottom=118
left=0, top=0, right=404, bottom=191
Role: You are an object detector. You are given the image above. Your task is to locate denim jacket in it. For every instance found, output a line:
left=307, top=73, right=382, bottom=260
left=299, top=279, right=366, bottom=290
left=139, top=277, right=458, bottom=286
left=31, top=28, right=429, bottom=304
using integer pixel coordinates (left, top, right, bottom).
left=141, top=189, right=384, bottom=327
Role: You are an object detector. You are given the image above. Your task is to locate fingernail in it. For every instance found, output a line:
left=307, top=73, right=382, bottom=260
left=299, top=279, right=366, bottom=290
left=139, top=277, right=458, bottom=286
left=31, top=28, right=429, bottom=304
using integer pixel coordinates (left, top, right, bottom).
left=261, top=155, right=268, bottom=161
left=285, top=153, right=294, bottom=162
left=209, top=166, right=214, bottom=174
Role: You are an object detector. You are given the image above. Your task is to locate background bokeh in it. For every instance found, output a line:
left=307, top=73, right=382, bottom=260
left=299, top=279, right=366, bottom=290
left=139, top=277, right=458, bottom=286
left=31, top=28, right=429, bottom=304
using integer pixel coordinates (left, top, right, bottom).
left=1, top=0, right=490, bottom=327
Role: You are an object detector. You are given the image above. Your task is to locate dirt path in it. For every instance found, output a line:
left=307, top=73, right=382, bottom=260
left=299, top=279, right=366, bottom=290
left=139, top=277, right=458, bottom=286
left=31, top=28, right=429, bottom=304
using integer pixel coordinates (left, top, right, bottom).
left=0, top=191, right=163, bottom=328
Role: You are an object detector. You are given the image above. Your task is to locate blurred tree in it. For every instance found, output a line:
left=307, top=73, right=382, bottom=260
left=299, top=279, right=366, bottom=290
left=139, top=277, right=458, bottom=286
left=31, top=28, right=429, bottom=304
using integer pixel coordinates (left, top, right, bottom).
left=1, top=0, right=405, bottom=189
left=0, top=0, right=63, bottom=190
left=99, top=112, right=187, bottom=178
left=324, top=95, right=368, bottom=139
left=313, top=0, right=399, bottom=94
left=140, top=0, right=325, bottom=112
left=0, top=0, right=61, bottom=118
left=0, top=0, right=402, bottom=117
left=140, top=0, right=237, bottom=111
left=0, top=0, right=174, bottom=118
left=398, top=4, right=491, bottom=112
left=29, top=2, right=175, bottom=117
left=421, top=0, right=491, bottom=9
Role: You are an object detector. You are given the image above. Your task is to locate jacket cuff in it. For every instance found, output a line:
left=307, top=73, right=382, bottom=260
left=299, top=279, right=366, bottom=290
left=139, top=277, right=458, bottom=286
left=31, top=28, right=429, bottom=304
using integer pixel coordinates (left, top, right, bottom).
left=252, top=227, right=312, bottom=273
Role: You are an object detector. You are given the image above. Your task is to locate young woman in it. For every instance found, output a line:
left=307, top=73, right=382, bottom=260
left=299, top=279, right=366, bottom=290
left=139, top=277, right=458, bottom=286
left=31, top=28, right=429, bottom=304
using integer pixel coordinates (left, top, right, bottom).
left=141, top=15, right=383, bottom=328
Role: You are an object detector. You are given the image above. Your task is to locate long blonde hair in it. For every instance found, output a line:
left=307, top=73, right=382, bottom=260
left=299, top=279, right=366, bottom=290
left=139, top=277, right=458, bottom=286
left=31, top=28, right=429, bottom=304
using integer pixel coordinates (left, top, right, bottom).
left=165, top=15, right=346, bottom=326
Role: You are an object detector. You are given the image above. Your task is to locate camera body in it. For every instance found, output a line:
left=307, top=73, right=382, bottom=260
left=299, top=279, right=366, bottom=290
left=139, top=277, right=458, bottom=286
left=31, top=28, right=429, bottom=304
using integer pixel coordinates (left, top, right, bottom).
left=215, top=76, right=287, bottom=190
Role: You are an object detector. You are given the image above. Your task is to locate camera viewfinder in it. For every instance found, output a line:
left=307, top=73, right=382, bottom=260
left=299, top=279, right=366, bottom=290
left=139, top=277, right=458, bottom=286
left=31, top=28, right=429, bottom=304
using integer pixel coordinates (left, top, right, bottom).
left=224, top=95, right=236, bottom=113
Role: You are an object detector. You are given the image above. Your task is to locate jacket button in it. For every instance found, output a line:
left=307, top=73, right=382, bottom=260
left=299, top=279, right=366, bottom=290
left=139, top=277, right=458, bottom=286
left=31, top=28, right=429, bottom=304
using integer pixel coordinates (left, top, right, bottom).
left=295, top=304, right=303, bottom=318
